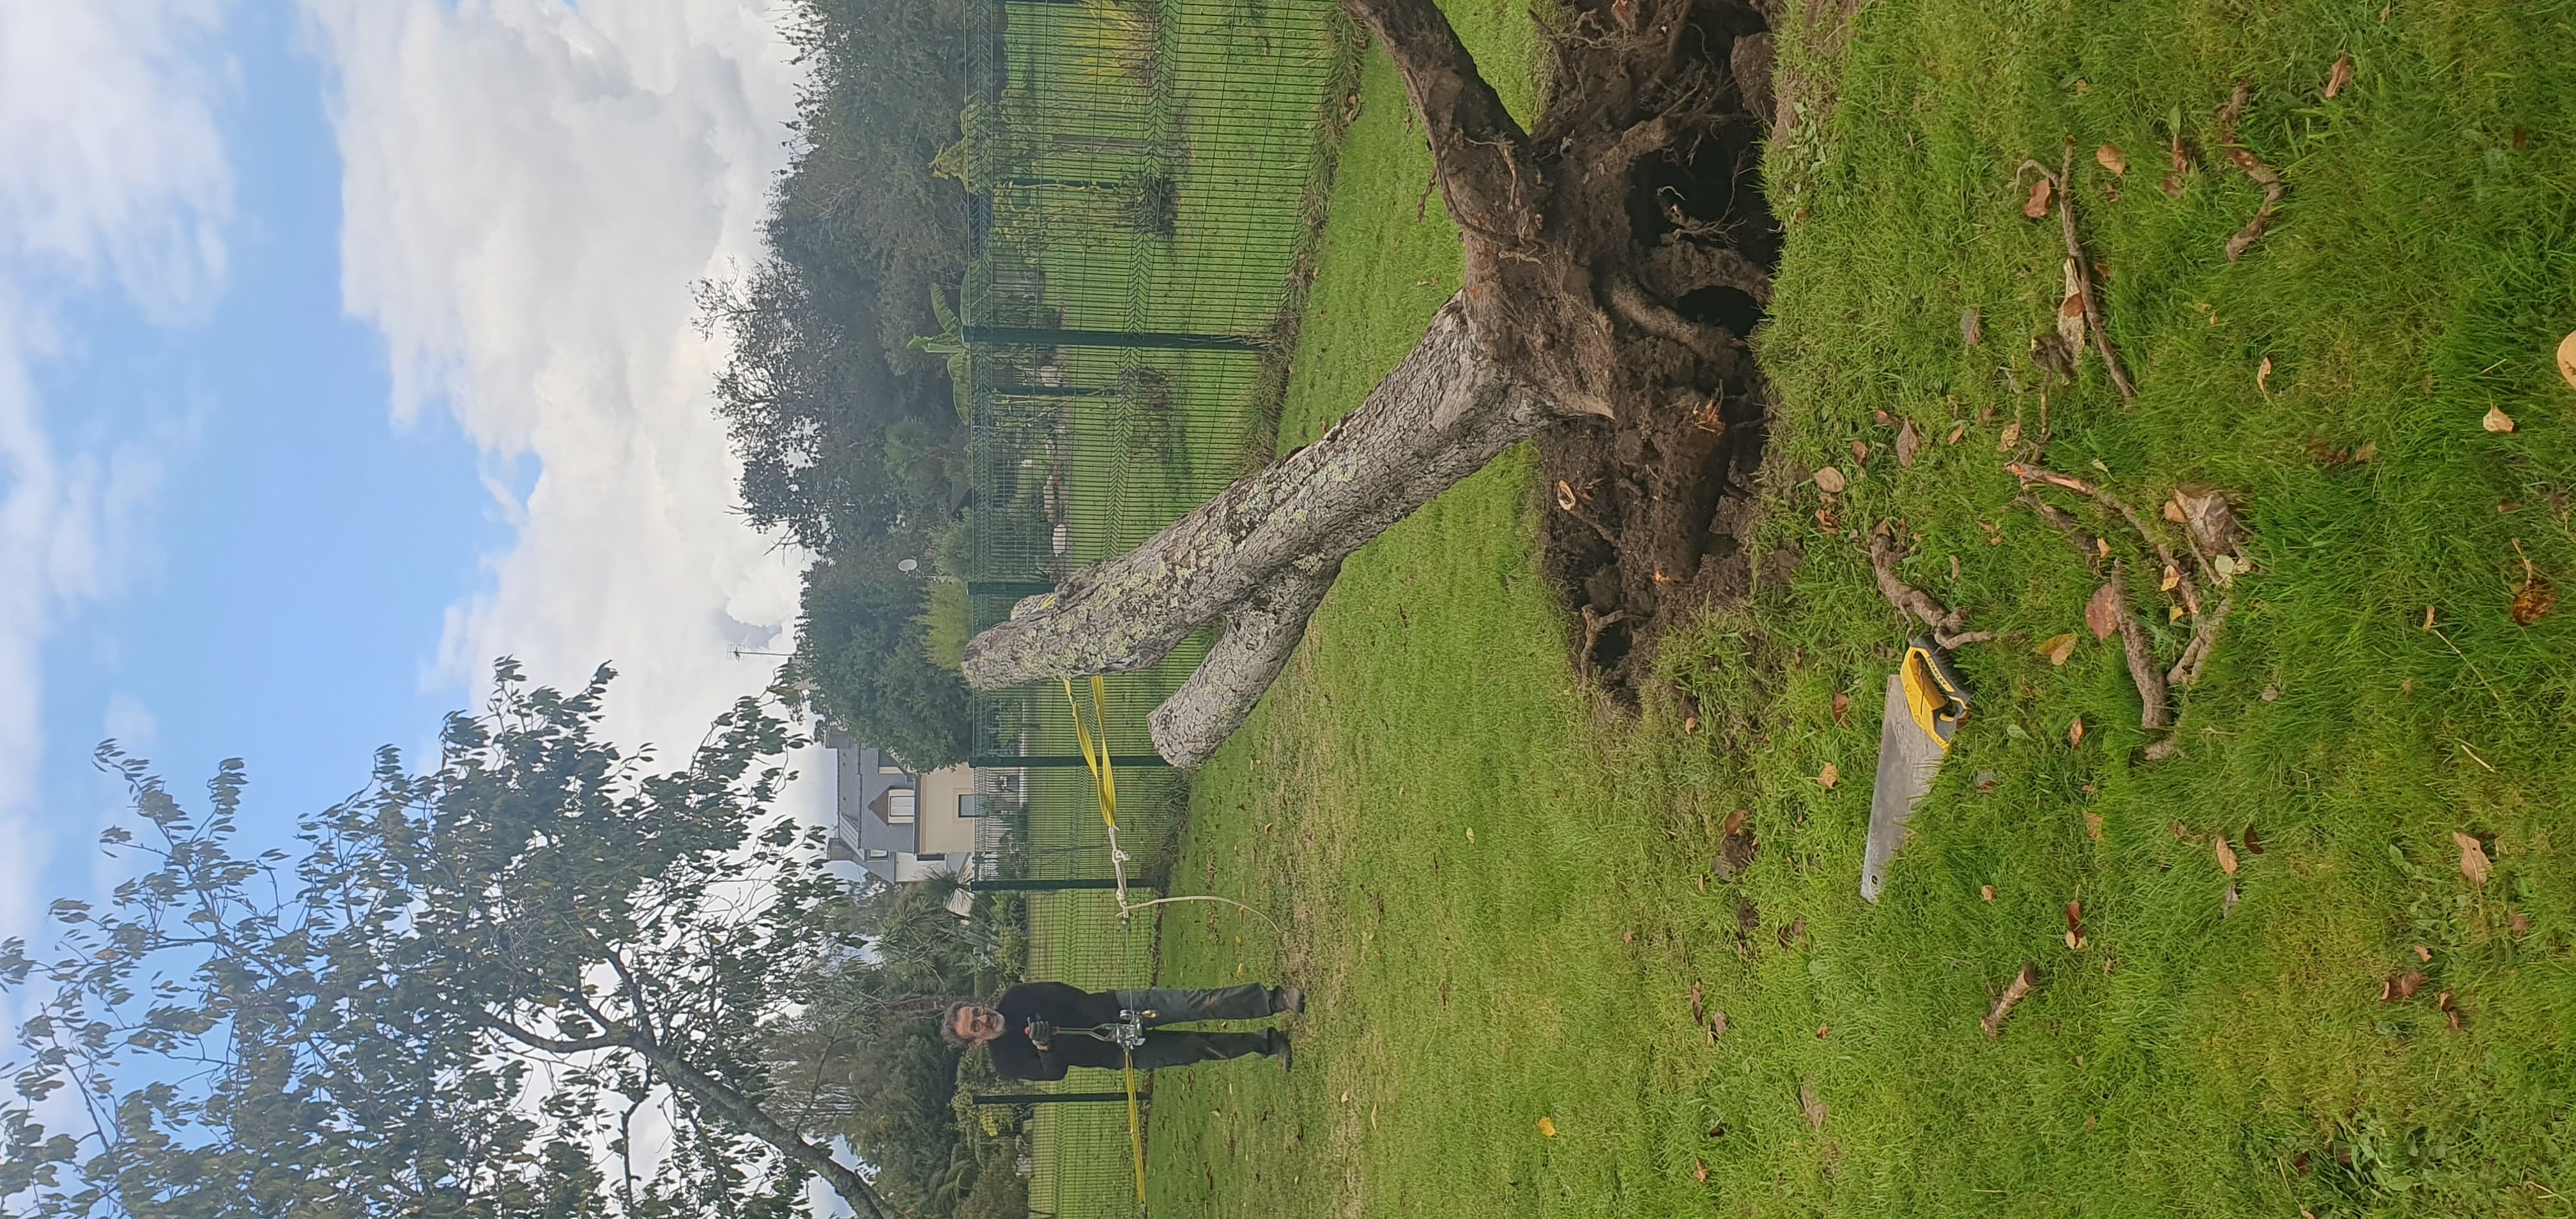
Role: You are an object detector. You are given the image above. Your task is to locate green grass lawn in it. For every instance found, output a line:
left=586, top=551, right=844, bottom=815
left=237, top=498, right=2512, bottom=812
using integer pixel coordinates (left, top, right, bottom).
left=1144, top=0, right=2576, bottom=1215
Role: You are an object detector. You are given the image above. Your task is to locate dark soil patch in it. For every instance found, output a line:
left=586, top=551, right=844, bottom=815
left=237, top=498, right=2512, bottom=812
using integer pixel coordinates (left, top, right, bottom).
left=1533, top=0, right=1784, bottom=706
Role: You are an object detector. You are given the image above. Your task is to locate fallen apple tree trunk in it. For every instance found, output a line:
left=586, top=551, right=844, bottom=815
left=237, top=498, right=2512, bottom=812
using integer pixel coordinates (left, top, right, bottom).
left=962, top=301, right=1563, bottom=692
left=962, top=0, right=1781, bottom=763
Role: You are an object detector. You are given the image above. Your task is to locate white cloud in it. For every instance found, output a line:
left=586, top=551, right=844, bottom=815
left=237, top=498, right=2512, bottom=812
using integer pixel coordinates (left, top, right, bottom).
left=298, top=0, right=818, bottom=770
left=0, top=0, right=232, bottom=944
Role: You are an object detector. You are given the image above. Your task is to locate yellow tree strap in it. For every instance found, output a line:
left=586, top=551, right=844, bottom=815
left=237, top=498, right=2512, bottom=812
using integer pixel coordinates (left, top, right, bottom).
left=1123, top=1047, right=1148, bottom=1215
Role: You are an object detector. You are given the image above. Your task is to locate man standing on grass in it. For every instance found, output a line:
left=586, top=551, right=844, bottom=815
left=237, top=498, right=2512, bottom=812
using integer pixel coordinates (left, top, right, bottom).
left=945, top=982, right=1301, bottom=1080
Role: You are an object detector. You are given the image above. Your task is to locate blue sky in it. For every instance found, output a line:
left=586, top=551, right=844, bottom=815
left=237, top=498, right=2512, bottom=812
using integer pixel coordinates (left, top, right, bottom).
left=31, top=0, right=505, bottom=878
left=4, top=0, right=824, bottom=943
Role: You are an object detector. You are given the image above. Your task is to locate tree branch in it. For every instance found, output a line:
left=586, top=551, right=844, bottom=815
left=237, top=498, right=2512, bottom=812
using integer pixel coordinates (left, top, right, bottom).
left=1338, top=0, right=1541, bottom=247
left=963, top=297, right=1560, bottom=689
left=636, top=1041, right=893, bottom=1219
left=1147, top=557, right=1342, bottom=767
left=482, top=1014, right=632, bottom=1057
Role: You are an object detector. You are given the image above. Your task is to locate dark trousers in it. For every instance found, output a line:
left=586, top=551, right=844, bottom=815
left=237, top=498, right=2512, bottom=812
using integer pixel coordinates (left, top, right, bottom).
left=1110, top=985, right=1283, bottom=1071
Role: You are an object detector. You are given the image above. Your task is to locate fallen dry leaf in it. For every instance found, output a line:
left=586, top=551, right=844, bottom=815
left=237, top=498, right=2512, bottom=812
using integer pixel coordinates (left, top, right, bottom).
left=2485, top=405, right=2517, bottom=433
left=2325, top=53, right=2354, bottom=98
left=2242, top=825, right=2264, bottom=854
left=2069, top=717, right=2087, bottom=747
left=1538, top=1117, right=1558, bottom=1138
left=2085, top=811, right=2104, bottom=841
left=2511, top=558, right=2556, bottom=626
left=2023, top=176, right=2054, bottom=219
left=1693, top=1158, right=1709, bottom=1184
left=1800, top=1078, right=1828, bottom=1127
left=2454, top=831, right=2492, bottom=885
left=2382, top=970, right=2426, bottom=1002
left=2170, top=486, right=2246, bottom=556
left=1946, top=421, right=1969, bottom=446
left=2558, top=331, right=2576, bottom=390
left=2441, top=990, right=2464, bottom=1032
left=2065, top=899, right=2085, bottom=949
left=2413, top=944, right=2432, bottom=962
left=2258, top=355, right=2274, bottom=394
left=2085, top=583, right=2120, bottom=640
left=2215, top=836, right=2239, bottom=876
left=1897, top=418, right=1925, bottom=467
left=1981, top=884, right=1996, bottom=901
left=1996, top=420, right=2023, bottom=452
left=2510, top=911, right=2533, bottom=935
left=1814, top=466, right=1848, bottom=494
left=1555, top=479, right=1578, bottom=511
left=1962, top=307, right=1983, bottom=348
left=1950, top=554, right=1963, bottom=581
left=2163, top=498, right=2187, bottom=525
left=1818, top=762, right=1840, bottom=789
left=1723, top=807, right=1750, bottom=837
left=1684, top=714, right=1701, bottom=734
left=1831, top=690, right=1852, bottom=728
left=2058, top=263, right=2087, bottom=353
left=2038, top=632, right=2079, bottom=666
left=1816, top=1023, right=1829, bottom=1039
left=2096, top=143, right=2128, bottom=176
left=1689, top=983, right=1705, bottom=1023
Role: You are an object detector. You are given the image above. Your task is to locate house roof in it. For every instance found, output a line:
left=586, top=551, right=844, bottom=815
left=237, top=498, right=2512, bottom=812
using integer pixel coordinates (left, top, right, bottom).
left=824, top=728, right=916, bottom=882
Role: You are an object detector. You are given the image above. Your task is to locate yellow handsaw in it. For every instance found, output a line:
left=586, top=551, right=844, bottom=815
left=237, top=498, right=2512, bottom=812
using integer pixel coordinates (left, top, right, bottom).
left=1861, top=635, right=1970, bottom=902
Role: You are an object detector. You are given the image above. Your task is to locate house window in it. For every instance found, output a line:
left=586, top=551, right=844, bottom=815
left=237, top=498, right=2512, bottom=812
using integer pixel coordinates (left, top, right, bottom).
left=886, top=789, right=916, bottom=824
left=958, top=793, right=981, bottom=818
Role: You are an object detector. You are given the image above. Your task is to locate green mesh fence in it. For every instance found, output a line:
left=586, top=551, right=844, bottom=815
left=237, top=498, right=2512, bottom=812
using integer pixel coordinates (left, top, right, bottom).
left=953, top=0, right=1352, bottom=1215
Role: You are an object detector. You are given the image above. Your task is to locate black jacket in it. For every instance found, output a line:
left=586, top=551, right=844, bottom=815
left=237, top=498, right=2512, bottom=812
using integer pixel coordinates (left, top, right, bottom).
left=987, top=983, right=1130, bottom=1081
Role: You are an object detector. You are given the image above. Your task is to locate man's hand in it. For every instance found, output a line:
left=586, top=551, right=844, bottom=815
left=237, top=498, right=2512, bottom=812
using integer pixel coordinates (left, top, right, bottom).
left=1023, top=1019, right=1055, bottom=1050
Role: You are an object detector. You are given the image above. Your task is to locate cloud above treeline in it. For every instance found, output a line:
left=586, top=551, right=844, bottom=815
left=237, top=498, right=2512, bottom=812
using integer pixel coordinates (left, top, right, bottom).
left=298, top=0, right=818, bottom=757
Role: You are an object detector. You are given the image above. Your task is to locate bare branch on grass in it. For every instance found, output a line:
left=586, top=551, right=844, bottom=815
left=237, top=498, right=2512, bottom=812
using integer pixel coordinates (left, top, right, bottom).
left=1982, top=963, right=2039, bottom=1038
left=2216, top=81, right=2285, bottom=261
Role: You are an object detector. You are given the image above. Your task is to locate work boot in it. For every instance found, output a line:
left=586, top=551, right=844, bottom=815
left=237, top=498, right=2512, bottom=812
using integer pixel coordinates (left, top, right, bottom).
left=1272, top=986, right=1305, bottom=1015
left=1268, top=1029, right=1293, bottom=1072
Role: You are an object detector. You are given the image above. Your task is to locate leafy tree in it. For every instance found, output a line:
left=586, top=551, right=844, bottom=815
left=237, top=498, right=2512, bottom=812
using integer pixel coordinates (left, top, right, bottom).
left=703, top=0, right=980, bottom=553
left=0, top=663, right=896, bottom=1218
left=793, top=551, right=975, bottom=770
left=763, top=879, right=1025, bottom=1219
